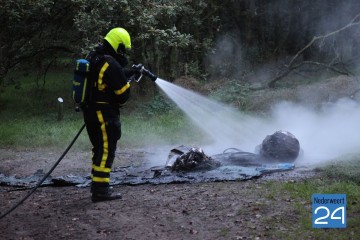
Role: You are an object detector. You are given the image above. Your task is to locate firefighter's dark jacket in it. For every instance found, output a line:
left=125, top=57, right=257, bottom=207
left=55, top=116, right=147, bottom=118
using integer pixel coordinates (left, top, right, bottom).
left=86, top=43, right=131, bottom=108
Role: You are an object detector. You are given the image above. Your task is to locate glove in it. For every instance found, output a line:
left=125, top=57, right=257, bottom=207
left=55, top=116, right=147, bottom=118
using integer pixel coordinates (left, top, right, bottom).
left=124, top=68, right=139, bottom=78
left=132, top=63, right=144, bottom=72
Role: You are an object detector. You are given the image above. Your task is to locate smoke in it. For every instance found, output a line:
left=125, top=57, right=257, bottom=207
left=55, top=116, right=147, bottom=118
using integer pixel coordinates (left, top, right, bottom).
left=147, top=2, right=360, bottom=168
left=262, top=99, right=360, bottom=166
left=204, top=34, right=245, bottom=79
left=155, top=78, right=360, bottom=168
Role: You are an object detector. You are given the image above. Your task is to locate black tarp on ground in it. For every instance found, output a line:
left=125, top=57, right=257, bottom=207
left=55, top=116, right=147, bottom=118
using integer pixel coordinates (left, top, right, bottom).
left=0, top=131, right=300, bottom=188
left=0, top=157, right=295, bottom=188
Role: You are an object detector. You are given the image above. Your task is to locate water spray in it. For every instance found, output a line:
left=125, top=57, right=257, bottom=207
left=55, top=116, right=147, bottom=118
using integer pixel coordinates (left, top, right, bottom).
left=154, top=78, right=360, bottom=167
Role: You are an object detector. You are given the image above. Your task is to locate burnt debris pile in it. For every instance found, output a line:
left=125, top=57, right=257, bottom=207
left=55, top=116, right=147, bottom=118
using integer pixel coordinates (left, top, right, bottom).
left=166, top=146, right=221, bottom=172
left=167, top=130, right=301, bottom=172
left=0, top=130, right=300, bottom=188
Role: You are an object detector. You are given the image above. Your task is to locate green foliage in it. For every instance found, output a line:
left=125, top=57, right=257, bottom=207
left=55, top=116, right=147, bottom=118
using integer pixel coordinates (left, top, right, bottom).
left=1, top=70, right=74, bottom=114
left=72, top=0, right=125, bottom=54
left=2, top=0, right=359, bottom=90
left=184, top=60, right=207, bottom=79
left=0, top=0, right=78, bottom=84
left=69, top=0, right=221, bottom=80
left=137, top=94, right=176, bottom=117
left=4, top=0, right=221, bottom=85
left=210, top=79, right=251, bottom=110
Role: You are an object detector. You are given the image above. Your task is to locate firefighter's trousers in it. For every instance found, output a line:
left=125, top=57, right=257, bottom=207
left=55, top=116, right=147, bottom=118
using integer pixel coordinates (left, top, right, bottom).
left=83, top=106, right=121, bottom=194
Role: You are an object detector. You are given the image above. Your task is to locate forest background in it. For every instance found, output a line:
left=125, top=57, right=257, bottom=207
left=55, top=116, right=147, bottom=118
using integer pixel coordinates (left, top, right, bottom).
left=1, top=2, right=360, bottom=238
left=1, top=0, right=360, bottom=146
left=2, top=0, right=360, bottom=90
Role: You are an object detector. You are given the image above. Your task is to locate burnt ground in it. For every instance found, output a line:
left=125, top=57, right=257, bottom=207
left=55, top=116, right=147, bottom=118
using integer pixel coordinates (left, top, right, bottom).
left=0, top=147, right=336, bottom=240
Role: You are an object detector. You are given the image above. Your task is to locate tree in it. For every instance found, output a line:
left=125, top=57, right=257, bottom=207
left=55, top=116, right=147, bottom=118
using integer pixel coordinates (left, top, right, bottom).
left=73, top=0, right=221, bottom=79
left=2, top=0, right=360, bottom=90
left=268, top=12, right=360, bottom=88
left=210, top=0, right=360, bottom=86
left=0, top=0, right=79, bottom=86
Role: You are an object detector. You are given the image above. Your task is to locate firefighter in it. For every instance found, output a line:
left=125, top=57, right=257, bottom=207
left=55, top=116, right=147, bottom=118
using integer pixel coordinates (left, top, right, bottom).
left=83, top=27, right=135, bottom=202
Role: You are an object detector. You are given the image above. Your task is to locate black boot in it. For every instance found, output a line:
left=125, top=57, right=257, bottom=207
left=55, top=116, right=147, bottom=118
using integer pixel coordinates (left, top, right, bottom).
left=91, top=185, right=122, bottom=202
left=91, top=192, right=122, bottom=202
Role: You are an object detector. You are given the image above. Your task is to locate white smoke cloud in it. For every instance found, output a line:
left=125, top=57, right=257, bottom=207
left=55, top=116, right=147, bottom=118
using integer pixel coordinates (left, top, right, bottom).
left=265, top=99, right=360, bottom=166
left=155, top=78, right=360, bottom=168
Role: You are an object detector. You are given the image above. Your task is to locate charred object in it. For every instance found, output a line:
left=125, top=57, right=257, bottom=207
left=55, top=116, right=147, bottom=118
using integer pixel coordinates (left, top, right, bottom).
left=255, top=130, right=300, bottom=163
left=167, top=130, right=301, bottom=172
left=166, top=146, right=221, bottom=172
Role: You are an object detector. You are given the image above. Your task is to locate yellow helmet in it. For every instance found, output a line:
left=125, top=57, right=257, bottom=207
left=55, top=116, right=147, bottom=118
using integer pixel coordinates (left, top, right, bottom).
left=104, top=28, right=131, bottom=53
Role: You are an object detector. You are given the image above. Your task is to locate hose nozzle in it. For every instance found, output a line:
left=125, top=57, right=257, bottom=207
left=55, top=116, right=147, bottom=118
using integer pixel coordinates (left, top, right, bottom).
left=132, top=64, right=157, bottom=82
left=142, top=68, right=157, bottom=82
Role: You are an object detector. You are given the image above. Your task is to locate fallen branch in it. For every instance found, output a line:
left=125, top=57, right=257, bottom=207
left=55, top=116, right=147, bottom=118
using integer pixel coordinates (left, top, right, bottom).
left=287, top=13, right=360, bottom=68
left=268, top=13, right=360, bottom=88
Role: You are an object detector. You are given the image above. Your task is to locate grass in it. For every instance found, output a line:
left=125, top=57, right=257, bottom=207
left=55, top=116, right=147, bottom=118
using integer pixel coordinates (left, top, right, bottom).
left=261, top=157, right=360, bottom=239
left=121, top=111, right=207, bottom=147
left=0, top=70, right=205, bottom=150
left=316, top=155, right=360, bottom=184
left=0, top=108, right=205, bottom=150
left=0, top=71, right=88, bottom=149
left=0, top=114, right=89, bottom=149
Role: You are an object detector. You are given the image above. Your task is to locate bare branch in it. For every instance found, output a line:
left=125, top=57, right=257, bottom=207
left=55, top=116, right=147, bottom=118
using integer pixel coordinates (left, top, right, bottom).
left=287, top=13, right=360, bottom=68
left=268, top=61, right=350, bottom=88
left=300, top=61, right=350, bottom=75
left=268, top=13, right=360, bottom=88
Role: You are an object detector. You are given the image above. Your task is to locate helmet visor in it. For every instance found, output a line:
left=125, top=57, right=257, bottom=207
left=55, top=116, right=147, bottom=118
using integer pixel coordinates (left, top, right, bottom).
left=117, top=43, right=132, bottom=55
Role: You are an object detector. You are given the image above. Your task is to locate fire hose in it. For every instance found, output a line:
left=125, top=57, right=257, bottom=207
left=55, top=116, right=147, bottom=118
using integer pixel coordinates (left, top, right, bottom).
left=0, top=65, right=157, bottom=219
left=0, top=123, right=86, bottom=220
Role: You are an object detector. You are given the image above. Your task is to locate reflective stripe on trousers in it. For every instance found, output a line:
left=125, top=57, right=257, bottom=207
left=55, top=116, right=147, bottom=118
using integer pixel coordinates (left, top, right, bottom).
left=84, top=108, right=121, bottom=189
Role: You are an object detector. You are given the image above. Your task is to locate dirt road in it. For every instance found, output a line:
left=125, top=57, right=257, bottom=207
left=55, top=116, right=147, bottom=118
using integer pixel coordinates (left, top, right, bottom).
left=0, top=148, right=327, bottom=240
